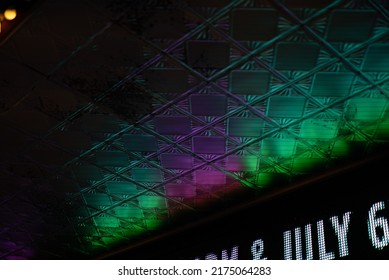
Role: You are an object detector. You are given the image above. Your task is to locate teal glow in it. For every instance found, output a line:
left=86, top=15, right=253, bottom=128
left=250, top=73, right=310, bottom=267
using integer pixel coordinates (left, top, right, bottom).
left=56, top=3, right=389, bottom=257
left=262, top=138, right=297, bottom=158
left=300, top=119, right=338, bottom=139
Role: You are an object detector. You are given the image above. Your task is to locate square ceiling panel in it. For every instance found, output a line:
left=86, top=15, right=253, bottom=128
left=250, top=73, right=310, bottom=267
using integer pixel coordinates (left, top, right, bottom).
left=300, top=119, right=338, bottom=139
left=348, top=98, right=387, bottom=121
left=113, top=206, right=144, bottom=219
left=187, top=41, right=230, bottom=68
left=190, top=95, right=227, bottom=116
left=93, top=216, right=120, bottom=228
left=230, top=70, right=270, bottom=95
left=105, top=181, right=138, bottom=196
left=226, top=155, right=258, bottom=171
left=194, top=170, right=226, bottom=185
left=193, top=136, right=226, bottom=154
left=83, top=193, right=112, bottom=207
left=160, top=154, right=193, bottom=170
left=231, top=9, right=278, bottom=41
left=94, top=151, right=129, bottom=167
left=227, top=117, right=264, bottom=137
left=362, top=44, right=389, bottom=72
left=326, top=10, right=377, bottom=42
left=154, top=116, right=192, bottom=135
left=311, top=72, right=355, bottom=97
left=138, top=195, right=166, bottom=209
left=121, top=135, right=158, bottom=152
left=165, top=184, right=196, bottom=198
left=275, top=42, right=320, bottom=71
left=267, top=96, right=306, bottom=118
left=132, top=168, right=163, bottom=183
left=261, top=138, right=296, bottom=157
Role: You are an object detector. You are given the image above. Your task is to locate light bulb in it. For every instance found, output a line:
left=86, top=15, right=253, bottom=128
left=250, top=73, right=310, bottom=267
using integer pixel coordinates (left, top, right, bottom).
left=4, top=8, right=17, bottom=21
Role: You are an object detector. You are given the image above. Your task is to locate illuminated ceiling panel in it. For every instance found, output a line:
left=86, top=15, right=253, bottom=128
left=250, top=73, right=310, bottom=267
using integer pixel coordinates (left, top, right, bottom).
left=228, top=117, right=264, bottom=137
left=274, top=42, right=320, bottom=70
left=363, top=44, right=389, bottom=71
left=267, top=96, right=306, bottom=118
left=311, top=73, right=355, bottom=97
left=0, top=0, right=388, bottom=259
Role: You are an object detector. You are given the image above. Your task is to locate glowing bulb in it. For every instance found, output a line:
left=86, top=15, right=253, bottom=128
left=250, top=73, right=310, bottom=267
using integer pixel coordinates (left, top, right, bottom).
left=4, top=8, right=17, bottom=21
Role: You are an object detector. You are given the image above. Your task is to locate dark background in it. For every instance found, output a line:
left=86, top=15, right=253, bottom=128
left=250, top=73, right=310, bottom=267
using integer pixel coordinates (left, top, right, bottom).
left=103, top=148, right=389, bottom=260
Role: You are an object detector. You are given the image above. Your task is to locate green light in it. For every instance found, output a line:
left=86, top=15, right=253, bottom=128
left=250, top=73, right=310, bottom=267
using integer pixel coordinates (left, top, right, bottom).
left=145, top=218, right=164, bottom=230
left=114, top=206, right=143, bottom=219
left=300, top=119, right=338, bottom=139
left=93, top=216, right=120, bottom=228
left=377, top=120, right=389, bottom=139
left=138, top=195, right=167, bottom=209
left=60, top=4, right=389, bottom=258
left=255, top=173, right=274, bottom=187
left=292, top=157, right=325, bottom=173
left=348, top=98, right=387, bottom=121
left=242, top=156, right=259, bottom=171
left=262, top=138, right=296, bottom=158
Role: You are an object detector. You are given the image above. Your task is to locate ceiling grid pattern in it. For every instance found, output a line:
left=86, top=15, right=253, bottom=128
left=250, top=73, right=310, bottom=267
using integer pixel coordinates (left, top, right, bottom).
left=0, top=0, right=388, bottom=259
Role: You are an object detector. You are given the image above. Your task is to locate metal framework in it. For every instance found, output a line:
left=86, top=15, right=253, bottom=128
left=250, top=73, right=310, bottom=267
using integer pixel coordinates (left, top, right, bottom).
left=0, top=0, right=388, bottom=259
